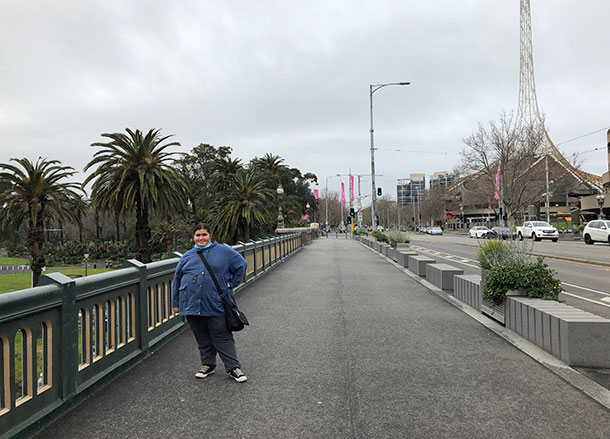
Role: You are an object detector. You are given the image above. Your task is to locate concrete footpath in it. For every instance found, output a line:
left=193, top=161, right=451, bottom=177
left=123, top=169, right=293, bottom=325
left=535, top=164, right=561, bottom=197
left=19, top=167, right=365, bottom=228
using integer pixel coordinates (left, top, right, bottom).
left=34, top=238, right=610, bottom=438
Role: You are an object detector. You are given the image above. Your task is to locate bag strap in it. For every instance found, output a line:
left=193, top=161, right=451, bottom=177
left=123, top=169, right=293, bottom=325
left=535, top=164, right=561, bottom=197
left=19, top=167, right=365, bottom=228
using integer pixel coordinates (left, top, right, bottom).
left=197, top=251, right=230, bottom=307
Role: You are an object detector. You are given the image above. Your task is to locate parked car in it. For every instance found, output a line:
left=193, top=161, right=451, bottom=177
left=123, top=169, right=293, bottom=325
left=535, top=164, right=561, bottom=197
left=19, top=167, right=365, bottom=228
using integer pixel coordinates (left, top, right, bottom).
left=516, top=221, right=558, bottom=242
left=488, top=226, right=511, bottom=240
left=583, top=220, right=610, bottom=245
left=429, top=227, right=443, bottom=235
left=469, top=226, right=490, bottom=238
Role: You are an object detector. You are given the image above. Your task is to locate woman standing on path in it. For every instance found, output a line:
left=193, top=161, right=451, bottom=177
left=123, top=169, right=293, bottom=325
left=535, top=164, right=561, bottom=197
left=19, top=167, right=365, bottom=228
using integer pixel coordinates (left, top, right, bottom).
left=172, top=223, right=248, bottom=382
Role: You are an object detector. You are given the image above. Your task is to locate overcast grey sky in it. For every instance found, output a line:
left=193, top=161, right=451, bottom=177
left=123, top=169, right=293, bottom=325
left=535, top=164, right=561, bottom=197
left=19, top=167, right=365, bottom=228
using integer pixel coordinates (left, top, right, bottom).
left=2, top=1, right=609, bottom=202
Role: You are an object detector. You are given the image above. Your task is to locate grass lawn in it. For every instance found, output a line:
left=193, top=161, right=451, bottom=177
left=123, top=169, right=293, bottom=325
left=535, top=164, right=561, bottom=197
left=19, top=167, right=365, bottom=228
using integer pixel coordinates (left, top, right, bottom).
left=0, top=257, right=29, bottom=265
left=0, top=268, right=113, bottom=294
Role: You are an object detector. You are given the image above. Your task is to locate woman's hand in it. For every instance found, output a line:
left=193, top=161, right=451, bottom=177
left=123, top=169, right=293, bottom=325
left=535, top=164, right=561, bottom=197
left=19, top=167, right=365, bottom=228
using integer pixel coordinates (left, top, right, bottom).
left=227, top=282, right=231, bottom=288
left=172, top=307, right=179, bottom=314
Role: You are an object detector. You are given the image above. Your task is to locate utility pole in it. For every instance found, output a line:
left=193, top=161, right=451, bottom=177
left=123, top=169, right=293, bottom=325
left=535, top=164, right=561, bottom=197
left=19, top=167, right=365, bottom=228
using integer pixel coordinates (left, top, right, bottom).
left=370, top=82, right=410, bottom=229
left=545, top=153, right=550, bottom=223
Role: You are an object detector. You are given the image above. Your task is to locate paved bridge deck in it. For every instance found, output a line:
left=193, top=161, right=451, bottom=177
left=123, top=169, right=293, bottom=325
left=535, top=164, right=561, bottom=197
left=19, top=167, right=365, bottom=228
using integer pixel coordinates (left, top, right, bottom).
left=34, top=238, right=610, bottom=438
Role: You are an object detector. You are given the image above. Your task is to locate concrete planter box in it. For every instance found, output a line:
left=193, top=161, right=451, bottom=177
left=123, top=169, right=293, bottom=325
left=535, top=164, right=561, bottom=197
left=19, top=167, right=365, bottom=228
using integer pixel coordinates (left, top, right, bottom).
left=425, top=264, right=464, bottom=293
left=481, top=290, right=526, bottom=325
left=382, top=244, right=393, bottom=257
left=505, top=297, right=610, bottom=368
left=454, top=274, right=482, bottom=311
left=408, top=255, right=436, bottom=277
left=396, top=250, right=417, bottom=268
left=396, top=242, right=411, bottom=249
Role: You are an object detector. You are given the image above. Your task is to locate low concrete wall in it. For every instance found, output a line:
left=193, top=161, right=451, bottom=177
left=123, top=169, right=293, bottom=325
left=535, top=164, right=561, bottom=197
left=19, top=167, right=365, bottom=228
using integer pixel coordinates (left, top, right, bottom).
left=425, top=264, right=464, bottom=293
left=506, top=297, right=610, bottom=368
left=454, top=274, right=482, bottom=311
left=408, top=255, right=436, bottom=277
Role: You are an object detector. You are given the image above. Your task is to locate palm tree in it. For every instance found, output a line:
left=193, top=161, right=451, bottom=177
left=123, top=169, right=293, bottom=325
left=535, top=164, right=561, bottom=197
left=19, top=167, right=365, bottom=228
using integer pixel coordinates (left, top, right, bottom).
left=83, top=128, right=188, bottom=263
left=210, top=170, right=273, bottom=243
left=212, top=157, right=243, bottom=193
left=151, top=221, right=186, bottom=257
left=0, top=158, right=83, bottom=286
left=253, top=153, right=285, bottom=175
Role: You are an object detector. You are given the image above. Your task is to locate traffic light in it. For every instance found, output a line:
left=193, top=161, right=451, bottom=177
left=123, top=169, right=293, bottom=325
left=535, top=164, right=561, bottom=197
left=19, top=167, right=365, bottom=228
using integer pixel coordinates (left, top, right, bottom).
left=377, top=187, right=382, bottom=196
left=349, top=208, right=355, bottom=217
left=346, top=216, right=352, bottom=224
left=375, top=216, right=379, bottom=226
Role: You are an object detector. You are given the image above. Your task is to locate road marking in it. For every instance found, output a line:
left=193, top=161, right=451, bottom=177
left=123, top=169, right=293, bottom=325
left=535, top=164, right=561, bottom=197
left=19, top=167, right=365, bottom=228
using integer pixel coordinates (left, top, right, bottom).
left=561, top=282, right=610, bottom=298
left=410, top=245, right=479, bottom=269
left=560, top=291, right=610, bottom=309
left=602, top=297, right=610, bottom=303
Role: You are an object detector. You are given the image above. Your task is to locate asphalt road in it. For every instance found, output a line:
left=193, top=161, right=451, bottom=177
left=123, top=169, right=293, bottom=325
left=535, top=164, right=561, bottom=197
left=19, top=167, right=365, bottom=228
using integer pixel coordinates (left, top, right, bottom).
left=408, top=233, right=610, bottom=319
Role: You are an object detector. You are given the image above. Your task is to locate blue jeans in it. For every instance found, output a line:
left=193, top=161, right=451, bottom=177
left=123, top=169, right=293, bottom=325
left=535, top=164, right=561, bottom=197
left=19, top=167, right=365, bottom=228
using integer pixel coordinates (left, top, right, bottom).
left=186, top=315, right=241, bottom=372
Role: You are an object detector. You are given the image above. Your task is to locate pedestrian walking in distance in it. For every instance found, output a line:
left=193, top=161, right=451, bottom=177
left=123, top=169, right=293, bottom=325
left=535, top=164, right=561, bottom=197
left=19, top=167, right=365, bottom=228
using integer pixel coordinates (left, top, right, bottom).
left=172, top=223, right=248, bottom=382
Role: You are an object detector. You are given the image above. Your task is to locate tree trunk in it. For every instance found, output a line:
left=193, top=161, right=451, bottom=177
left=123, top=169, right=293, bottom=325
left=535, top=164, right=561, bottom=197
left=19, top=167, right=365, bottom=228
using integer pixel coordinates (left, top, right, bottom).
left=78, top=212, right=83, bottom=243
left=95, top=210, right=101, bottom=240
left=115, top=209, right=121, bottom=242
left=135, top=196, right=151, bottom=263
left=243, top=222, right=250, bottom=242
left=28, top=220, right=45, bottom=287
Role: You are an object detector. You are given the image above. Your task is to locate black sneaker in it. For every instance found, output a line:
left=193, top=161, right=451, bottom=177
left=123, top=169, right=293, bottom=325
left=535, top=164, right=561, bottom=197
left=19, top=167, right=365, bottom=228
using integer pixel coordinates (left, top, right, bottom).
left=228, top=367, right=247, bottom=382
left=195, top=364, right=216, bottom=379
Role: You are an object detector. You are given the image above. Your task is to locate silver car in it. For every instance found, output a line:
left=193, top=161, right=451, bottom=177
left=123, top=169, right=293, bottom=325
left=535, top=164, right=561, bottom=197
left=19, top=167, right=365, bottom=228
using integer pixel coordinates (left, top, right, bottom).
left=583, top=220, right=610, bottom=245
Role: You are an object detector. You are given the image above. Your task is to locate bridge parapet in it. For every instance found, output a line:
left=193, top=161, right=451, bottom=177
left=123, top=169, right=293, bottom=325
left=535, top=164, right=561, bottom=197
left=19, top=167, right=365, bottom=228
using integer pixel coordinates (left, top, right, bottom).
left=0, top=232, right=307, bottom=438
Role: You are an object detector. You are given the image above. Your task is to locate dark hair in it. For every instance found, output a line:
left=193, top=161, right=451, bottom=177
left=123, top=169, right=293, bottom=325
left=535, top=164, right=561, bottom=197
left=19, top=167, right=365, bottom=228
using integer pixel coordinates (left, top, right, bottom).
left=192, top=223, right=211, bottom=235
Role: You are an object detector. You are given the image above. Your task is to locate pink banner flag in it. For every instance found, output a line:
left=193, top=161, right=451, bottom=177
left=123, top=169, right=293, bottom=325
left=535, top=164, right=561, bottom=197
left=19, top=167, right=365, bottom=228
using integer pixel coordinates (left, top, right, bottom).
left=301, top=214, right=308, bottom=220
left=314, top=189, right=319, bottom=199
left=350, top=175, right=354, bottom=201
left=494, top=192, right=500, bottom=201
left=341, top=182, right=346, bottom=205
left=495, top=172, right=500, bottom=191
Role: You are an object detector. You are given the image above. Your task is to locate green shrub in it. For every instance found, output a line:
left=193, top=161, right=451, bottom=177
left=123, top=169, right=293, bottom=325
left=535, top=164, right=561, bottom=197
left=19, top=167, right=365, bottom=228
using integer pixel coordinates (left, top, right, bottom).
left=483, top=257, right=562, bottom=305
left=386, top=229, right=410, bottom=247
left=477, top=239, right=529, bottom=271
left=370, top=229, right=388, bottom=243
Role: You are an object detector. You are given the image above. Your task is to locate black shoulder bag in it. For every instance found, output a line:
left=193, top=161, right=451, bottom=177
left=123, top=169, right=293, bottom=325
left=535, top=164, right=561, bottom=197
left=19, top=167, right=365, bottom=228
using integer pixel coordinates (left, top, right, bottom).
left=197, top=251, right=249, bottom=332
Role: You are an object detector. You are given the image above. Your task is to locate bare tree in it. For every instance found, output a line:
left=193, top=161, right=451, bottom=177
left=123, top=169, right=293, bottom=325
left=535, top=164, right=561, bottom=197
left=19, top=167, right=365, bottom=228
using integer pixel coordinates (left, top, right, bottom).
left=460, top=111, right=552, bottom=221
left=420, top=188, right=446, bottom=226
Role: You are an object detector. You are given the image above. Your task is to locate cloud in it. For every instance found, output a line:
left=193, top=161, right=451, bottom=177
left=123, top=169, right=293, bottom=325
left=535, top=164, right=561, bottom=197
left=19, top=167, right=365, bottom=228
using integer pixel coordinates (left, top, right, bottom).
left=1, top=0, right=608, bottom=197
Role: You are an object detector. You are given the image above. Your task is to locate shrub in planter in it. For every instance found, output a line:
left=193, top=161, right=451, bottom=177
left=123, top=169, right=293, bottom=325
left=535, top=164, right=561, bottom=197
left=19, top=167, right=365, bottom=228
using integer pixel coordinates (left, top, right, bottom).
left=386, top=230, right=410, bottom=248
left=370, top=229, right=388, bottom=243
left=477, top=239, right=530, bottom=271
left=483, top=257, right=562, bottom=305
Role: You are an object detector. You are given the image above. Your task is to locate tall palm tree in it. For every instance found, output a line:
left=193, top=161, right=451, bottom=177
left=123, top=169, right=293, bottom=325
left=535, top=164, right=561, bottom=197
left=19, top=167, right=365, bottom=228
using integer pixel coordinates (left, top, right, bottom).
left=210, top=170, right=273, bottom=243
left=0, top=158, right=83, bottom=286
left=253, top=153, right=285, bottom=176
left=212, top=156, right=243, bottom=193
left=83, top=128, right=188, bottom=263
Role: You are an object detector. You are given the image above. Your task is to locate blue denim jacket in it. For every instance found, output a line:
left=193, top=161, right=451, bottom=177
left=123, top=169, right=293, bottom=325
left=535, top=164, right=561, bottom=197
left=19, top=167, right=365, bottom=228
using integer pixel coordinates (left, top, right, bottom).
left=172, top=242, right=247, bottom=316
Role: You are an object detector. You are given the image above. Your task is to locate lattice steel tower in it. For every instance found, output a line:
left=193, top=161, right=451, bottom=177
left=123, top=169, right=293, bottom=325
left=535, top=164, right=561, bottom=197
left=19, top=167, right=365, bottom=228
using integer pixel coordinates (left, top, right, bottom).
left=516, top=0, right=544, bottom=130
left=514, top=0, right=603, bottom=208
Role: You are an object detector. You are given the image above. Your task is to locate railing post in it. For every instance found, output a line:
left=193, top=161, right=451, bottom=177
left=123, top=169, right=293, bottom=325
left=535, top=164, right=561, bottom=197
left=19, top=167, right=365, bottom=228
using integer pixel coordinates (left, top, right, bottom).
left=123, top=260, right=150, bottom=352
left=39, top=272, right=77, bottom=400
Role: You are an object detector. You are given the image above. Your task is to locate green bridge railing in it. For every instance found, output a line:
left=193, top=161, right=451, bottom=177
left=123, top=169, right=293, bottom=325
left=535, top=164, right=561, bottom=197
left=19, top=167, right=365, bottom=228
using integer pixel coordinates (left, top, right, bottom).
left=0, top=231, right=314, bottom=438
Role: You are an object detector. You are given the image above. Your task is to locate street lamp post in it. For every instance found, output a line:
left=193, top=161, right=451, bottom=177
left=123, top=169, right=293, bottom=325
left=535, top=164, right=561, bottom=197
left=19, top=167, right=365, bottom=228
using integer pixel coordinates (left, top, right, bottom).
left=370, top=81, right=410, bottom=228
left=276, top=184, right=284, bottom=229
left=596, top=193, right=606, bottom=219
left=325, top=174, right=340, bottom=230
left=84, top=253, right=89, bottom=277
